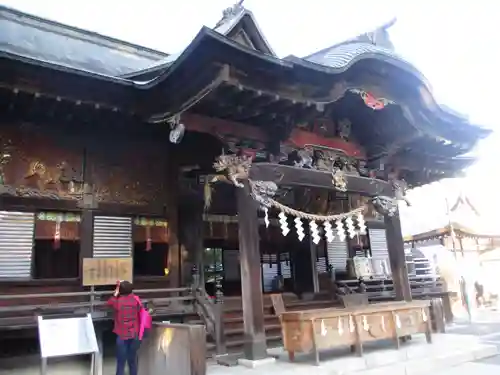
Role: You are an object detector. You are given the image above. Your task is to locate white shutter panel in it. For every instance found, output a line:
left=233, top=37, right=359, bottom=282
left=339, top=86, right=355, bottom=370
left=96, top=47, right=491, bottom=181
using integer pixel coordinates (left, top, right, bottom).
left=0, top=211, right=35, bottom=278
left=93, top=216, right=132, bottom=258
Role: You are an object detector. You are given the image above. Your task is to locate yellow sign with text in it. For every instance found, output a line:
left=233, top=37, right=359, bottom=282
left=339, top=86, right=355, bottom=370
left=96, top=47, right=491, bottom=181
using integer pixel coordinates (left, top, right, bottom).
left=82, top=257, right=133, bottom=286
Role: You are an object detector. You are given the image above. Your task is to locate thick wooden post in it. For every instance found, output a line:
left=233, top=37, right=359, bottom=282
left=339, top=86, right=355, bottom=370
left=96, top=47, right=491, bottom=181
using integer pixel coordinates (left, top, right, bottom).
left=384, top=212, right=412, bottom=301
left=166, top=151, right=180, bottom=287
left=179, top=195, right=205, bottom=286
left=237, top=181, right=267, bottom=360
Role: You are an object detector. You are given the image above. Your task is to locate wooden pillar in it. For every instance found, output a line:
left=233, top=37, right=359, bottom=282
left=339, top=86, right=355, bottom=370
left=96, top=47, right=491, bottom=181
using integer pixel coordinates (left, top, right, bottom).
left=384, top=212, right=411, bottom=301
left=179, top=194, right=205, bottom=286
left=166, top=151, right=180, bottom=287
left=310, top=240, right=320, bottom=293
left=79, top=209, right=94, bottom=268
left=237, top=181, right=267, bottom=360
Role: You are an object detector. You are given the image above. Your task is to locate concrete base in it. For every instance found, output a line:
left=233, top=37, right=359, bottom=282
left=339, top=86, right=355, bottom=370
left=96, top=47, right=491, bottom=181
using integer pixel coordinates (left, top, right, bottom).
left=212, top=334, right=497, bottom=375
left=237, top=357, right=276, bottom=369
left=1, top=334, right=496, bottom=375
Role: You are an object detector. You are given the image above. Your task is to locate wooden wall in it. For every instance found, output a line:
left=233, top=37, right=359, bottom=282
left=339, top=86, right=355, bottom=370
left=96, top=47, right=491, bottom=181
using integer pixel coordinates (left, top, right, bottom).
left=0, top=124, right=169, bottom=209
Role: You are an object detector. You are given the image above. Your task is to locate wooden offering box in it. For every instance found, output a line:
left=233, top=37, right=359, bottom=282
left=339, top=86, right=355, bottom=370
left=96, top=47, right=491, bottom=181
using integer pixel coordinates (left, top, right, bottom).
left=280, top=301, right=432, bottom=365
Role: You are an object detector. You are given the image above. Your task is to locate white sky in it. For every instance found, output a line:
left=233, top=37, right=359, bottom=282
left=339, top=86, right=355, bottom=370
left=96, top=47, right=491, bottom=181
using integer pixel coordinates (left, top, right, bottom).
left=2, top=0, right=499, bottom=233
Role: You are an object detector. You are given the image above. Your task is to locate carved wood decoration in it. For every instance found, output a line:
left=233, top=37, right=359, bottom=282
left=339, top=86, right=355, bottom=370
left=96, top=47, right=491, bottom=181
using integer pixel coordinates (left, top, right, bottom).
left=0, top=126, right=169, bottom=209
left=87, top=138, right=168, bottom=206
left=0, top=126, right=84, bottom=200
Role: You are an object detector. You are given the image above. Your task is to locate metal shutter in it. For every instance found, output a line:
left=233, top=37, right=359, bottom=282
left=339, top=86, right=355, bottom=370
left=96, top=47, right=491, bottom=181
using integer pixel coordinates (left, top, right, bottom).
left=0, top=211, right=35, bottom=278
left=327, top=237, right=348, bottom=272
left=316, top=257, right=328, bottom=274
left=280, top=253, right=291, bottom=279
left=368, top=228, right=389, bottom=260
left=261, top=254, right=278, bottom=292
left=93, top=216, right=132, bottom=258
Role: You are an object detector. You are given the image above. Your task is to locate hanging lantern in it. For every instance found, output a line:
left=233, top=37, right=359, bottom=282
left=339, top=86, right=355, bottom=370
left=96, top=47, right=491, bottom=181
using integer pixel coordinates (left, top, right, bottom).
left=310, top=220, right=320, bottom=244
left=278, top=211, right=290, bottom=236
left=323, top=221, right=334, bottom=242
left=336, top=219, right=346, bottom=241
left=53, top=216, right=61, bottom=250
left=294, top=217, right=305, bottom=241
left=345, top=216, right=356, bottom=239
left=145, top=226, right=152, bottom=251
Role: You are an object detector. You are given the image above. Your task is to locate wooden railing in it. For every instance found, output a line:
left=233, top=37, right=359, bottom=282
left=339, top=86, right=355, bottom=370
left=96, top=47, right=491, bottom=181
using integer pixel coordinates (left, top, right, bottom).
left=0, top=287, right=194, bottom=329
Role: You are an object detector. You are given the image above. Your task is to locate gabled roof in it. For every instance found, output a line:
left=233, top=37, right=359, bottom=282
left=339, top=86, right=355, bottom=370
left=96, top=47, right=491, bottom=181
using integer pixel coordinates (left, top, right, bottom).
left=213, top=1, right=275, bottom=56
left=450, top=192, right=479, bottom=216
left=121, top=1, right=275, bottom=80
left=0, top=5, right=168, bottom=77
left=402, top=192, right=497, bottom=241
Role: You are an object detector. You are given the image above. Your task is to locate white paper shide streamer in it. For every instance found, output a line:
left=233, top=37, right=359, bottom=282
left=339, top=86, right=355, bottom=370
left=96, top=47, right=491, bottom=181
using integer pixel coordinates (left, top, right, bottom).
left=309, top=220, right=321, bottom=244
left=294, top=217, right=305, bottom=241
left=357, top=212, right=366, bottom=234
left=323, top=221, right=334, bottom=242
left=279, top=211, right=290, bottom=236
left=345, top=216, right=356, bottom=239
left=263, top=208, right=270, bottom=228
left=336, top=219, right=346, bottom=241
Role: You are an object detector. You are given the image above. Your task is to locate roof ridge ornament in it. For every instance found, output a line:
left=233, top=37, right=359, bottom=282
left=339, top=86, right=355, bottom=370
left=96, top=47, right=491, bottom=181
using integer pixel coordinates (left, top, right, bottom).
left=356, top=18, right=397, bottom=50
left=215, top=0, right=246, bottom=28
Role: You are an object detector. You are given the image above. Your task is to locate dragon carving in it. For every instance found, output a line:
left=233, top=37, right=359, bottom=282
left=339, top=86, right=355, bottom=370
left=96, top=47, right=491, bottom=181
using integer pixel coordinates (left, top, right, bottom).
left=371, top=177, right=411, bottom=216
left=249, top=180, right=278, bottom=209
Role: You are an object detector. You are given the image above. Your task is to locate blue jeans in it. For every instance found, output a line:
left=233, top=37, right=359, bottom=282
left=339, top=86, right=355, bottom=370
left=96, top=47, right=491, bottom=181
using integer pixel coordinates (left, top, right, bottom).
left=116, top=337, right=139, bottom=375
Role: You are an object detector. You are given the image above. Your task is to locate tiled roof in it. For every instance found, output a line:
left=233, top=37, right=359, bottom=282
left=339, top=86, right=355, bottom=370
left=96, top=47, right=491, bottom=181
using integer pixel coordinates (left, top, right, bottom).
left=0, top=5, right=168, bottom=77
left=305, top=41, right=410, bottom=71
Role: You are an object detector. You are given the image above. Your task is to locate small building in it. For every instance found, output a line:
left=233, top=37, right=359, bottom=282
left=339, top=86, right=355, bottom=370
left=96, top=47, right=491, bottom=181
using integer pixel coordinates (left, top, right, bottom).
left=404, top=193, right=500, bottom=300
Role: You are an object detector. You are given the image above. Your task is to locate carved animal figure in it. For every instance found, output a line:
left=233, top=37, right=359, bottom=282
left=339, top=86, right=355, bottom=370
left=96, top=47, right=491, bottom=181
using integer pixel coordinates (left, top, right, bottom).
left=294, top=147, right=314, bottom=169
left=392, top=179, right=411, bottom=206
left=371, top=196, right=398, bottom=217
left=212, top=154, right=252, bottom=188
left=332, top=168, right=347, bottom=192
left=250, top=180, right=278, bottom=209
left=24, top=160, right=66, bottom=192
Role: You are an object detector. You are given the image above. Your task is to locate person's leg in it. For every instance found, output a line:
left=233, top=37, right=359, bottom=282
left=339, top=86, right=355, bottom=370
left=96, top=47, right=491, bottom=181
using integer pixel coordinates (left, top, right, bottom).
left=126, top=338, right=140, bottom=375
left=115, top=337, right=127, bottom=375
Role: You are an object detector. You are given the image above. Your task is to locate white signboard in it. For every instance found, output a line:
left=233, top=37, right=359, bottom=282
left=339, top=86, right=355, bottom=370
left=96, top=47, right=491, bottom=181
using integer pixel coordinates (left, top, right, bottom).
left=38, top=314, right=99, bottom=358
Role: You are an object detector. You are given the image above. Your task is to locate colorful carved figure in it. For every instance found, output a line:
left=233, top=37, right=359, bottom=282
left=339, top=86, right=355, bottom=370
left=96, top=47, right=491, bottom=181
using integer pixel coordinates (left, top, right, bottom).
left=212, top=154, right=252, bottom=188
left=24, top=160, right=66, bottom=192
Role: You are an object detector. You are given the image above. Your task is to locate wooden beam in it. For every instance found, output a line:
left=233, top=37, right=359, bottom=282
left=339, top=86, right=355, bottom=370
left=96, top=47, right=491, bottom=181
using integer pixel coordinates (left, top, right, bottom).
left=250, top=163, right=393, bottom=196
left=384, top=213, right=411, bottom=301
left=237, top=181, right=267, bottom=360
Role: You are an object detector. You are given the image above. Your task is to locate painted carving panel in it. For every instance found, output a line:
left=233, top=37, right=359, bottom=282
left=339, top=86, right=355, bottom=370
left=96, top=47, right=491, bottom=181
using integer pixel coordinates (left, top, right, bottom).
left=0, top=125, right=84, bottom=200
left=88, top=138, right=167, bottom=206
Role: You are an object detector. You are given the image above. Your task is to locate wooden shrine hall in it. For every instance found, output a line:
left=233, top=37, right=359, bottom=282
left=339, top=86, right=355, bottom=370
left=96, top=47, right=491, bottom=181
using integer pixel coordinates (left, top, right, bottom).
left=0, top=2, right=490, bottom=361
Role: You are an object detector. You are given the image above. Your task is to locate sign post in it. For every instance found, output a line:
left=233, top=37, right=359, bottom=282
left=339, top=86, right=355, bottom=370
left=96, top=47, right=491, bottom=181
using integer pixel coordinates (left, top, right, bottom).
left=38, top=313, right=99, bottom=375
left=82, top=257, right=133, bottom=286
left=81, top=257, right=133, bottom=375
